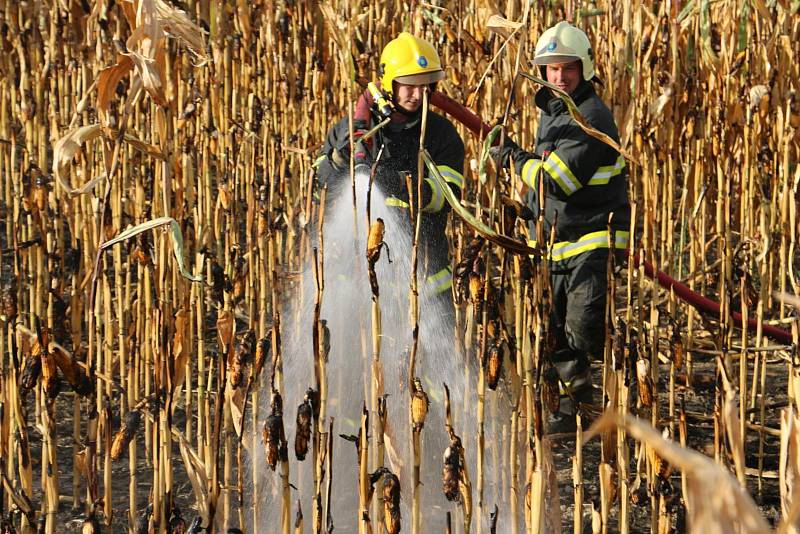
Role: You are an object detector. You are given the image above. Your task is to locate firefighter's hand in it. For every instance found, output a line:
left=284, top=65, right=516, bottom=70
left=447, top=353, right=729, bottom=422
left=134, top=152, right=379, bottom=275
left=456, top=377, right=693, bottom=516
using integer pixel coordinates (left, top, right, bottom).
left=488, top=137, right=523, bottom=169
left=331, top=134, right=371, bottom=171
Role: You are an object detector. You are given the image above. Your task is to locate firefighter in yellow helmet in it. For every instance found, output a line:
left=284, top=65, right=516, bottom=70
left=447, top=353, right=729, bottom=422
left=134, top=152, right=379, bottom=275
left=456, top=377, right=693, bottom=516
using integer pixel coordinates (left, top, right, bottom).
left=316, top=33, right=465, bottom=300
left=496, top=21, right=631, bottom=432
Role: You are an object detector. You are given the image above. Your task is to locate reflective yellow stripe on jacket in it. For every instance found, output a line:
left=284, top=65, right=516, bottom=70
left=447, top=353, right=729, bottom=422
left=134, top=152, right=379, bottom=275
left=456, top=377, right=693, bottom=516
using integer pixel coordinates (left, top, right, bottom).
left=383, top=165, right=463, bottom=213
left=529, top=230, right=629, bottom=262
left=543, top=151, right=581, bottom=195
left=422, top=177, right=445, bottom=212
left=587, top=156, right=626, bottom=185
left=524, top=154, right=626, bottom=192
left=426, top=267, right=452, bottom=294
left=521, top=158, right=543, bottom=188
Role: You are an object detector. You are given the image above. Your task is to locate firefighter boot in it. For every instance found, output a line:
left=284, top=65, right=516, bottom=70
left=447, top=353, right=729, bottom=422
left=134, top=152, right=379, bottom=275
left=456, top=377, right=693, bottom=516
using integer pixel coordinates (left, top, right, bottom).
left=545, top=368, right=595, bottom=435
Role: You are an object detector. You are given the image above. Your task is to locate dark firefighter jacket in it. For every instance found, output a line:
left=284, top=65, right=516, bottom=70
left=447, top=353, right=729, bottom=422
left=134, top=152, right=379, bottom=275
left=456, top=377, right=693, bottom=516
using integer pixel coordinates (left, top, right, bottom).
left=315, top=110, right=465, bottom=293
left=504, top=80, right=630, bottom=267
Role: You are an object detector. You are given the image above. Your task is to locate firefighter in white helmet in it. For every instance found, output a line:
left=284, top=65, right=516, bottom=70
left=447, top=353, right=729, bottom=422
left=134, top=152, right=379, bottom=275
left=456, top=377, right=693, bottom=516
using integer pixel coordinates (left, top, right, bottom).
left=315, top=33, right=465, bottom=299
left=497, top=21, right=631, bottom=432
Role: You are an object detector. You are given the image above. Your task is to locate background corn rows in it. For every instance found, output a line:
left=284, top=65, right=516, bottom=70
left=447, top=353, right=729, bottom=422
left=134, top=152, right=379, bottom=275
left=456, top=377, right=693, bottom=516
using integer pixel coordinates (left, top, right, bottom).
left=0, top=0, right=798, bottom=532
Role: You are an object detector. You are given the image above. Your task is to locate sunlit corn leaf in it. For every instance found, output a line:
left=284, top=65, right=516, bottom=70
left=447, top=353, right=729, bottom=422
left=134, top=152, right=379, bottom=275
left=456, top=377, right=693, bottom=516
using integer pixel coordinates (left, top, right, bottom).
left=780, top=407, right=800, bottom=524
left=478, top=124, right=502, bottom=185
left=97, top=55, right=135, bottom=117
left=52, top=125, right=165, bottom=196
left=99, top=217, right=203, bottom=282
left=216, top=309, right=234, bottom=352
left=52, top=124, right=103, bottom=193
left=226, top=381, right=246, bottom=438
left=585, top=413, right=770, bottom=533
left=153, top=0, right=208, bottom=64
left=177, top=433, right=210, bottom=524
left=485, top=14, right=523, bottom=40
left=423, top=149, right=539, bottom=257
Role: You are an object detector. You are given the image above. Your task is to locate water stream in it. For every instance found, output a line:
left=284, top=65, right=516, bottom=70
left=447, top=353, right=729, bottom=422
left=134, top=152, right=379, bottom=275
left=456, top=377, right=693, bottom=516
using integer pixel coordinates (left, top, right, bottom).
left=250, top=169, right=515, bottom=532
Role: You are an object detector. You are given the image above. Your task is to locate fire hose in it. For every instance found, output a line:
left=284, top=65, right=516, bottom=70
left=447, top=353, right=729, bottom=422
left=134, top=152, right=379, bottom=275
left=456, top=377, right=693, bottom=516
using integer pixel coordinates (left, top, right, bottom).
left=429, top=91, right=794, bottom=345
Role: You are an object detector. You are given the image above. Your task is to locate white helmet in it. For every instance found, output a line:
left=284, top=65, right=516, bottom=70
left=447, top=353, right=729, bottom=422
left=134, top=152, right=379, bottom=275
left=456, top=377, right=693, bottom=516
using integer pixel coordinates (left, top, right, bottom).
left=533, top=21, right=595, bottom=82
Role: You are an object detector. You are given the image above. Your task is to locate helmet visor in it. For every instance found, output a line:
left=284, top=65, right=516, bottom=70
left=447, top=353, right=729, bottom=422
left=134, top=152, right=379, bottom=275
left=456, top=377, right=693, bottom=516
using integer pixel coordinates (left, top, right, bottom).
left=533, top=54, right=581, bottom=66
left=394, top=70, right=445, bottom=85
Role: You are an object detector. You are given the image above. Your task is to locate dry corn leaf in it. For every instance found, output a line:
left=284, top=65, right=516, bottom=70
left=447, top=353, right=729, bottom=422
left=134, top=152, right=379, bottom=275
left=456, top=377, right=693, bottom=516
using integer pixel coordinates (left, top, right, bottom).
left=99, top=217, right=202, bottom=282
left=96, top=54, right=135, bottom=117
left=52, top=124, right=104, bottom=193
left=585, top=413, right=770, bottom=533
left=780, top=407, right=800, bottom=525
left=217, top=309, right=234, bottom=354
left=226, top=380, right=246, bottom=437
left=424, top=150, right=540, bottom=257
left=53, top=125, right=164, bottom=196
left=649, top=85, right=674, bottom=118
left=123, top=43, right=166, bottom=107
left=748, top=85, right=770, bottom=113
left=155, top=0, right=208, bottom=63
left=485, top=14, right=522, bottom=40
left=177, top=432, right=210, bottom=524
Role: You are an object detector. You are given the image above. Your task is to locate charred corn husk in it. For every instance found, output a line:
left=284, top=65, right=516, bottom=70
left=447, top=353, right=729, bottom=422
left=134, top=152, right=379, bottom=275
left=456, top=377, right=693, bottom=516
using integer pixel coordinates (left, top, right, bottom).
left=230, top=329, right=255, bottom=388
left=1, top=281, right=17, bottom=321
left=263, top=392, right=288, bottom=470
left=382, top=470, right=402, bottom=534
left=468, top=271, right=483, bottom=307
left=50, top=343, right=92, bottom=397
left=294, top=398, right=313, bottom=461
left=442, top=435, right=464, bottom=502
left=81, top=515, right=100, bottom=534
left=20, top=352, right=42, bottom=392
left=111, top=410, right=141, bottom=461
left=542, top=366, right=561, bottom=414
left=254, top=333, right=272, bottom=377
left=485, top=343, right=502, bottom=390
left=636, top=358, right=654, bottom=408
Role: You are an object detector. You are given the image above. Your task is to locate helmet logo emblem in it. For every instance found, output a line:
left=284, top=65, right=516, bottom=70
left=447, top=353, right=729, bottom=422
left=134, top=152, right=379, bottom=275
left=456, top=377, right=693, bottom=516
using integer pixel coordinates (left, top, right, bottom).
left=417, top=56, right=428, bottom=67
left=547, top=41, right=557, bottom=51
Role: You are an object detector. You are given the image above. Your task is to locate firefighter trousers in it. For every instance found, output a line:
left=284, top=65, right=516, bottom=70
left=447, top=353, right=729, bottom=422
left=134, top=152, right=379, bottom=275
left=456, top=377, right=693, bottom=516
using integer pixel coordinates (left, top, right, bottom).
left=549, top=248, right=621, bottom=392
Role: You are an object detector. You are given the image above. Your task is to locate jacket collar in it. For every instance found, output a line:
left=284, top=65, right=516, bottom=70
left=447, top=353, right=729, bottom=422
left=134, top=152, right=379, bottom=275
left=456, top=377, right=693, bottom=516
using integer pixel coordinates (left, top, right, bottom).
left=535, top=80, right=595, bottom=116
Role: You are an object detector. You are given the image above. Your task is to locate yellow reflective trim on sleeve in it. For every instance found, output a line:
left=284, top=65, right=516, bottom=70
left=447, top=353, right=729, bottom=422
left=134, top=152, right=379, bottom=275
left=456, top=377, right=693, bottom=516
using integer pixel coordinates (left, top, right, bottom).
left=422, top=177, right=445, bottom=213
left=543, top=151, right=581, bottom=195
left=527, top=230, right=629, bottom=262
left=587, top=156, right=626, bottom=186
left=426, top=267, right=453, bottom=293
left=521, top=158, right=543, bottom=188
left=385, top=196, right=410, bottom=209
left=437, top=165, right=464, bottom=188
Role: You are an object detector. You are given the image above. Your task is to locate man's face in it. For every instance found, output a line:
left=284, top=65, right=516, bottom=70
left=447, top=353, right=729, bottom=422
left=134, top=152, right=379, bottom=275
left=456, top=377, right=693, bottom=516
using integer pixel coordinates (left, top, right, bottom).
left=545, top=60, right=582, bottom=95
left=393, top=82, right=426, bottom=113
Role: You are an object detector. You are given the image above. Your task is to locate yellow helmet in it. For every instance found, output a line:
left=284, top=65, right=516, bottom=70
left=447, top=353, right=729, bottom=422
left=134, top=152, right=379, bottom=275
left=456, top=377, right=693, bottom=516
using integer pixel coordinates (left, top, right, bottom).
left=379, top=32, right=445, bottom=97
left=533, top=21, right=595, bottom=81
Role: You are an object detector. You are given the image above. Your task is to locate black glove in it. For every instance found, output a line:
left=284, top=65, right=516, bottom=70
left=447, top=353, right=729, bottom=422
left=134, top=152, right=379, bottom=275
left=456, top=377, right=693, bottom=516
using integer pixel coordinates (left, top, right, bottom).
left=331, top=122, right=372, bottom=171
left=490, top=136, right=542, bottom=174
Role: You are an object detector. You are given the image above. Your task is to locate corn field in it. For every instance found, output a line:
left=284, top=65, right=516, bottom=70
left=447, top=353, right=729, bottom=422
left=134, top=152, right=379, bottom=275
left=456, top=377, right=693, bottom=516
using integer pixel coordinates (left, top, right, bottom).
left=0, top=0, right=799, bottom=532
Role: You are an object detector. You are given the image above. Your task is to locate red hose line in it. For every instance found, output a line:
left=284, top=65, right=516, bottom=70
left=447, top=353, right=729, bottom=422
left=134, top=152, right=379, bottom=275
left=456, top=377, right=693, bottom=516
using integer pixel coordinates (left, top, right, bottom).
left=636, top=253, right=792, bottom=344
left=431, top=91, right=794, bottom=345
